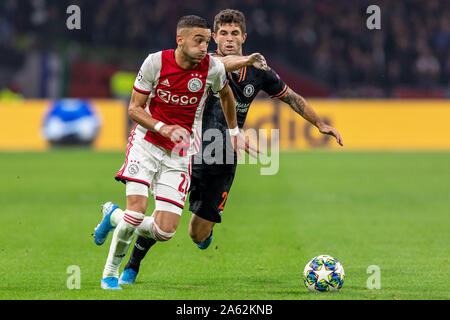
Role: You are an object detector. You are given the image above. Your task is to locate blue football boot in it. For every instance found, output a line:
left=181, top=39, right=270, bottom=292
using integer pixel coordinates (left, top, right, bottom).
left=94, top=201, right=119, bottom=245
left=101, top=277, right=122, bottom=290
left=119, top=268, right=138, bottom=285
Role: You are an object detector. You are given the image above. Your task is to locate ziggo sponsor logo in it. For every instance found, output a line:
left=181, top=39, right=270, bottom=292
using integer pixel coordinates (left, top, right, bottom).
left=157, top=89, right=199, bottom=105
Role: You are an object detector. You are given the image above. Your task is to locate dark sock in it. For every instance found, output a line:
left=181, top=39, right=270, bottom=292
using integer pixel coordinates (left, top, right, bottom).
left=125, top=236, right=156, bottom=273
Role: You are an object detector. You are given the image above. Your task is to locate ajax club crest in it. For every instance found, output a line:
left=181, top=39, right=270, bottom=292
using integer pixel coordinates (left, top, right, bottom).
left=128, top=164, right=139, bottom=176
left=188, top=78, right=203, bottom=92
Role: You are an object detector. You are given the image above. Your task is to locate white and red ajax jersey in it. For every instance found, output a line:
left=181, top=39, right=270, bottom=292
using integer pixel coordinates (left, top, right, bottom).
left=132, top=49, right=227, bottom=155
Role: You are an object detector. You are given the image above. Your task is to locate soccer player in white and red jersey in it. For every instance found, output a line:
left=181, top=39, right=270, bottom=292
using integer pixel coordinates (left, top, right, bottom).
left=93, top=15, right=262, bottom=290
left=114, top=9, right=343, bottom=286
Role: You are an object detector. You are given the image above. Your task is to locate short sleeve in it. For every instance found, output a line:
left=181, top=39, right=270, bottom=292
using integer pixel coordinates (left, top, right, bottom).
left=262, top=68, right=289, bottom=100
left=133, top=54, right=156, bottom=95
left=209, top=56, right=228, bottom=93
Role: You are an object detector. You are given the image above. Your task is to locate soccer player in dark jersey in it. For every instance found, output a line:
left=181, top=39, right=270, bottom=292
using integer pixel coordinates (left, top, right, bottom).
left=118, top=9, right=343, bottom=284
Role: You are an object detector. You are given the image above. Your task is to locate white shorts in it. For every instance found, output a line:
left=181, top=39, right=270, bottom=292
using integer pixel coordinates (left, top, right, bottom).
left=115, top=131, right=192, bottom=215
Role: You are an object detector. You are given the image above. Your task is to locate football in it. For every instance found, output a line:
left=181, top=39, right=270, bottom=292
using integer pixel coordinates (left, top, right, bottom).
left=303, top=255, right=345, bottom=292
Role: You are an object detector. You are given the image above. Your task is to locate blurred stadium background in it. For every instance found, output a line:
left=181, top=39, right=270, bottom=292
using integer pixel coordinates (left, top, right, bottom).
left=0, top=0, right=449, bottom=151
left=2, top=0, right=449, bottom=98
left=0, top=0, right=449, bottom=300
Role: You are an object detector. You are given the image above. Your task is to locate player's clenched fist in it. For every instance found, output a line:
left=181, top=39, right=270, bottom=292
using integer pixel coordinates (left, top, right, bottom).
left=247, top=53, right=270, bottom=71
left=159, top=124, right=190, bottom=145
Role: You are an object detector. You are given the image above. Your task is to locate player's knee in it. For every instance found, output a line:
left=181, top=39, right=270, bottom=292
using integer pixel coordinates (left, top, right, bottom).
left=152, top=210, right=180, bottom=241
left=152, top=220, right=176, bottom=242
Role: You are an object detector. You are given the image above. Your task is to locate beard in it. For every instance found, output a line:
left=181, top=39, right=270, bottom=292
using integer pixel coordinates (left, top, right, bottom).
left=181, top=45, right=204, bottom=64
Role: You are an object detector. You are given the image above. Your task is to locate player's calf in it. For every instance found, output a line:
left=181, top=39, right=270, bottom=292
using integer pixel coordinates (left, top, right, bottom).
left=194, top=230, right=213, bottom=250
left=189, top=225, right=214, bottom=250
left=189, top=228, right=213, bottom=244
left=102, top=209, right=145, bottom=284
left=119, top=235, right=156, bottom=285
left=189, top=214, right=215, bottom=249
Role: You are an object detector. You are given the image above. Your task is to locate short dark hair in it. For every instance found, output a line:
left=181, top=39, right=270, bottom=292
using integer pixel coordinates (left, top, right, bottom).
left=213, top=9, right=246, bottom=34
left=177, top=15, right=210, bottom=32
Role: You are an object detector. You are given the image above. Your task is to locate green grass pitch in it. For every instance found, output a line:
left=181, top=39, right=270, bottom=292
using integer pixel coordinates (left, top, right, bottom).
left=0, top=150, right=448, bottom=300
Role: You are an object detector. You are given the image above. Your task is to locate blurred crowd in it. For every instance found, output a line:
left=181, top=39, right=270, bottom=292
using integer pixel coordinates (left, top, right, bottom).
left=0, top=0, right=449, bottom=97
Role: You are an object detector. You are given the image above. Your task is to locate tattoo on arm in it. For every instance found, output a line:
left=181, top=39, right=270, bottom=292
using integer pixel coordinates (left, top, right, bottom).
left=280, top=90, right=306, bottom=117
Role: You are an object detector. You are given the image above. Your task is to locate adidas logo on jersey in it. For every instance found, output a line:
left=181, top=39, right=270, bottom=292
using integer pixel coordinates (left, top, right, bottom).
left=160, top=79, right=170, bottom=87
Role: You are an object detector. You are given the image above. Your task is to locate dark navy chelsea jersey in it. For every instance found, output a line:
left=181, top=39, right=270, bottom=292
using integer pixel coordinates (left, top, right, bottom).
left=195, top=60, right=288, bottom=166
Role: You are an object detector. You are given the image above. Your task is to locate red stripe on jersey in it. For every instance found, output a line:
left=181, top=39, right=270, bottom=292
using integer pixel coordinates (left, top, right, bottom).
left=188, top=155, right=193, bottom=180
left=143, top=50, right=210, bottom=154
left=194, top=139, right=200, bottom=152
left=117, top=126, right=137, bottom=177
left=115, top=175, right=150, bottom=187
left=193, top=132, right=201, bottom=151
left=155, top=196, right=184, bottom=209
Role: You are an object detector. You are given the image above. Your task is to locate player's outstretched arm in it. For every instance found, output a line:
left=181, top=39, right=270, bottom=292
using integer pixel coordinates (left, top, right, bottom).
left=218, top=84, right=260, bottom=158
left=128, top=90, right=190, bottom=144
left=280, top=89, right=343, bottom=146
left=215, top=53, right=270, bottom=72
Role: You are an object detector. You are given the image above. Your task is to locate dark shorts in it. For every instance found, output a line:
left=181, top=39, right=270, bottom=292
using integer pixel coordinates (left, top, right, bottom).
left=188, top=163, right=237, bottom=223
